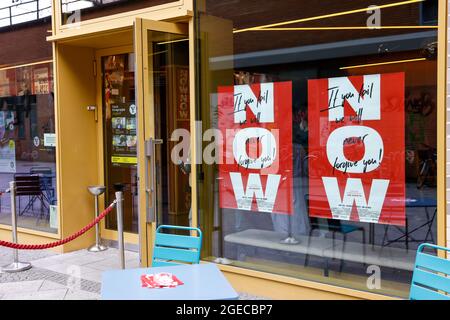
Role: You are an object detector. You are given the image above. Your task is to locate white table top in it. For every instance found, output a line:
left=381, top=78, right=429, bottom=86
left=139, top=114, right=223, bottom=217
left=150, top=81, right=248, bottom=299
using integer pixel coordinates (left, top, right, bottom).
left=101, top=263, right=239, bottom=300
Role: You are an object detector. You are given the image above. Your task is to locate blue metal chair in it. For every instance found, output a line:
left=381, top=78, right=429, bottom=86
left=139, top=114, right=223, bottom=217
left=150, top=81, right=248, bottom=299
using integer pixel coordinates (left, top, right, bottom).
left=410, top=243, right=450, bottom=300
left=152, top=225, right=203, bottom=267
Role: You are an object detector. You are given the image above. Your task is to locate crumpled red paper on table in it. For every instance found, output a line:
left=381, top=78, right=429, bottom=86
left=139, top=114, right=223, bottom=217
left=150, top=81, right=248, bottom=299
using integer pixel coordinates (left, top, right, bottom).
left=140, top=272, right=184, bottom=289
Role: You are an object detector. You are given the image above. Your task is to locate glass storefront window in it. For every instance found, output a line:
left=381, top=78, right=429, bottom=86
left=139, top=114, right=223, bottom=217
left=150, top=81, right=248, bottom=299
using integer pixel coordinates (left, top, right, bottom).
left=0, top=62, right=57, bottom=234
left=60, top=0, right=178, bottom=25
left=196, top=0, right=439, bottom=298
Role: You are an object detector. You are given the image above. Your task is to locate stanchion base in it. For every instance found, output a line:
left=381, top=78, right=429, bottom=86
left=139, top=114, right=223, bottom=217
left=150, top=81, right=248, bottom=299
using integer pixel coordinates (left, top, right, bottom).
left=280, top=237, right=300, bottom=245
left=2, top=262, right=32, bottom=273
left=88, top=244, right=108, bottom=252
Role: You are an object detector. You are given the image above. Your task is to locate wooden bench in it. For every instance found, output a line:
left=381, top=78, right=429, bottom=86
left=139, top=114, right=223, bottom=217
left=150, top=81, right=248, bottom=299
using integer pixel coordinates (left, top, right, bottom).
left=224, top=229, right=416, bottom=275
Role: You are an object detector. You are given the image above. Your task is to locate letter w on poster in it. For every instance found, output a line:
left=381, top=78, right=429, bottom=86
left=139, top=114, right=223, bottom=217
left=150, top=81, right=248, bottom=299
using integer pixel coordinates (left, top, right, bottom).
left=218, top=82, right=293, bottom=215
left=308, top=73, right=405, bottom=226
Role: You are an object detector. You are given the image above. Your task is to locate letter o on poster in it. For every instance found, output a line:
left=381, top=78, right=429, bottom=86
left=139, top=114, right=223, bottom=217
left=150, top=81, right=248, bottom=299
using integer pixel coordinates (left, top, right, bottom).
left=233, top=127, right=277, bottom=169
left=326, top=126, right=384, bottom=173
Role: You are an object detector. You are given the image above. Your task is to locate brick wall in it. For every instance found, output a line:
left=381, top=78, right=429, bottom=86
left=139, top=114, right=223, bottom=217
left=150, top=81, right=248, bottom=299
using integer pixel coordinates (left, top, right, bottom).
left=0, top=21, right=52, bottom=66
left=0, top=1, right=176, bottom=66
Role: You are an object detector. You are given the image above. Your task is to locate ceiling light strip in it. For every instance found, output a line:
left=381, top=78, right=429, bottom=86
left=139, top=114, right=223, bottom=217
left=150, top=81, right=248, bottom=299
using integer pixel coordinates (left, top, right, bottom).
left=340, top=58, right=427, bottom=70
left=250, top=25, right=437, bottom=31
left=156, top=38, right=189, bottom=45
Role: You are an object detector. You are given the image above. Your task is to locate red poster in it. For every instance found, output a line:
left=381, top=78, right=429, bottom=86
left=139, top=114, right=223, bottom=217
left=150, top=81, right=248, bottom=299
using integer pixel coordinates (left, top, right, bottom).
left=218, top=82, right=293, bottom=215
left=308, top=73, right=405, bottom=226
left=176, top=67, right=190, bottom=122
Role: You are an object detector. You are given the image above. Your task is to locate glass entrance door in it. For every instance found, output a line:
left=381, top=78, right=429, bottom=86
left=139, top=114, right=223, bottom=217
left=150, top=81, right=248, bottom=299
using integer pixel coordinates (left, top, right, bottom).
left=102, top=53, right=139, bottom=235
left=135, top=19, right=190, bottom=266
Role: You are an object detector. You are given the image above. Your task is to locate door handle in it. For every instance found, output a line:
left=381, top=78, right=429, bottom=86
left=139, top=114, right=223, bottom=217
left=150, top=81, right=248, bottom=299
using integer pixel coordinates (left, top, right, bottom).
left=145, top=138, right=163, bottom=224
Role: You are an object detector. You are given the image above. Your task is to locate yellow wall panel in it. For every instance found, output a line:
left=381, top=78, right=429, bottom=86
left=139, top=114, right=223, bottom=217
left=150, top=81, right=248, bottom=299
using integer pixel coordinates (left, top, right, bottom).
left=55, top=44, right=99, bottom=252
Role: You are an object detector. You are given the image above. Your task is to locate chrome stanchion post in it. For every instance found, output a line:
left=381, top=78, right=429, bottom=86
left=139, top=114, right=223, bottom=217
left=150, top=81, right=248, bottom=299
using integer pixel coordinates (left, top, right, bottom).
left=87, top=186, right=107, bottom=252
left=115, top=191, right=125, bottom=270
left=2, top=181, right=32, bottom=273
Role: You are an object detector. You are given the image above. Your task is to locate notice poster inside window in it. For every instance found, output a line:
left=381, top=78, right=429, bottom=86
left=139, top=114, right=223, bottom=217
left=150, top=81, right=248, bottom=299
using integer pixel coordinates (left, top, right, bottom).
left=110, top=104, right=137, bottom=165
left=308, top=73, right=405, bottom=226
left=0, top=111, right=16, bottom=173
left=218, top=82, right=293, bottom=215
left=0, top=140, right=16, bottom=173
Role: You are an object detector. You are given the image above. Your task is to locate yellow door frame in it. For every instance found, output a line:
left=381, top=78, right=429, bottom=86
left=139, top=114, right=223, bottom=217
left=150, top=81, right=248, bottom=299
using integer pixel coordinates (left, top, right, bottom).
left=52, top=0, right=190, bottom=37
left=134, top=18, right=189, bottom=267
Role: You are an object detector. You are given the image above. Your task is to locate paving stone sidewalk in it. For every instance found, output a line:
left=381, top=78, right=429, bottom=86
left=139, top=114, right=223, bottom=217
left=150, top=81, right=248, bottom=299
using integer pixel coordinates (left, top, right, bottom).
left=0, top=247, right=267, bottom=300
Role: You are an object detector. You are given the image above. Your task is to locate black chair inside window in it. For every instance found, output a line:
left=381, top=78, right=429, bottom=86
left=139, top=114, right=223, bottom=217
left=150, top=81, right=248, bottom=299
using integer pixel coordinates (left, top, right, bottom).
left=30, top=167, right=55, bottom=204
left=14, top=174, right=50, bottom=223
left=304, top=194, right=366, bottom=272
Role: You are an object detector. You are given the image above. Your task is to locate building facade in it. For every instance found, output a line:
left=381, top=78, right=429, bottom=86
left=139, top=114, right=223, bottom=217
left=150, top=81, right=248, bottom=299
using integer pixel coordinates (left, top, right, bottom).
left=0, top=0, right=447, bottom=299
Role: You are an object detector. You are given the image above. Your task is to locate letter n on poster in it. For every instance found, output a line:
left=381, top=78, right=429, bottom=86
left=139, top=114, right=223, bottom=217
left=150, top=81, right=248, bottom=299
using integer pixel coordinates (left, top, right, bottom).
left=308, top=73, right=405, bottom=226
left=218, top=82, right=293, bottom=215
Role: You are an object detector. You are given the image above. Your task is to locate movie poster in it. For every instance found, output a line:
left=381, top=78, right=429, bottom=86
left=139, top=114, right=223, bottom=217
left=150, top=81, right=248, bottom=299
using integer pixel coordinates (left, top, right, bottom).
left=218, top=82, right=293, bottom=215
left=308, top=73, right=405, bottom=226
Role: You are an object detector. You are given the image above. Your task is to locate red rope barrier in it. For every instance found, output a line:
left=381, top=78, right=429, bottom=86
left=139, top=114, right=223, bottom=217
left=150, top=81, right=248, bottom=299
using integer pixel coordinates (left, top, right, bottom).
left=0, top=202, right=117, bottom=250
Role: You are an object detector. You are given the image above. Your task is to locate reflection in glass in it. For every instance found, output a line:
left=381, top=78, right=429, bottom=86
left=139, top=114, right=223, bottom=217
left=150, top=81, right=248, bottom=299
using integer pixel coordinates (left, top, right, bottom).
left=196, top=0, right=439, bottom=298
left=0, top=62, right=57, bottom=234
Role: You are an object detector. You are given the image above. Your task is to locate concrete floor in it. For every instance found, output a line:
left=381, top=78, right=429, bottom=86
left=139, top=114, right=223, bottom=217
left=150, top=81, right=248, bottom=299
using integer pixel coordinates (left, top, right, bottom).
left=0, top=247, right=137, bottom=300
left=0, top=247, right=266, bottom=300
